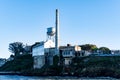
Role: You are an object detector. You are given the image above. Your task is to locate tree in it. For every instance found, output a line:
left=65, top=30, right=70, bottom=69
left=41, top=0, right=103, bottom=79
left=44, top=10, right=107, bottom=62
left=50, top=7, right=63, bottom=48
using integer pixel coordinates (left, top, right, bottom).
left=59, top=50, right=64, bottom=65
left=10, top=54, right=14, bottom=58
left=53, top=55, right=59, bottom=66
left=80, top=44, right=98, bottom=52
left=9, top=42, right=24, bottom=56
left=22, top=45, right=31, bottom=54
left=99, top=47, right=111, bottom=54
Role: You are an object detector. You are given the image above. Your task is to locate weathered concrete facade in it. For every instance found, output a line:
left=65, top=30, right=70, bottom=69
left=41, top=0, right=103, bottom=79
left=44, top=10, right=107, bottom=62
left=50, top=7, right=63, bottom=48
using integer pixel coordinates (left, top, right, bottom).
left=33, top=55, right=45, bottom=69
left=32, top=40, right=55, bottom=69
left=45, top=48, right=55, bottom=65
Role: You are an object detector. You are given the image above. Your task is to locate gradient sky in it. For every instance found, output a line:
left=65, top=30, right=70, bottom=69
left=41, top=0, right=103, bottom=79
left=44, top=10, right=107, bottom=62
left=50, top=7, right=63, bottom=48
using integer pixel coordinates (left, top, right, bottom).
left=0, top=0, right=120, bottom=58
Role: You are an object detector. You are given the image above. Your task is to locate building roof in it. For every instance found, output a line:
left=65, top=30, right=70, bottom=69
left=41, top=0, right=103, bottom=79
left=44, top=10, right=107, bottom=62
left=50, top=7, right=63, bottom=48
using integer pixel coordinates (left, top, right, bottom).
left=59, top=45, right=81, bottom=51
left=31, top=40, right=55, bottom=49
left=59, top=46, right=75, bottom=49
left=31, top=41, right=44, bottom=48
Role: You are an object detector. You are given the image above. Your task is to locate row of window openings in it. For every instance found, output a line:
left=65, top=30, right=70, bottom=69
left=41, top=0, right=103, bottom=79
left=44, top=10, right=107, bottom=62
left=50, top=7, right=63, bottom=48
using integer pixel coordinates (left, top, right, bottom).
left=63, top=51, right=73, bottom=55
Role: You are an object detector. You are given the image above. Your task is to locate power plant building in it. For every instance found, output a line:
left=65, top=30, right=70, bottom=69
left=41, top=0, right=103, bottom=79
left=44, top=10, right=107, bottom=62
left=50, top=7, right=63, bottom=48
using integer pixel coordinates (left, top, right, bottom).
left=32, top=9, right=83, bottom=69
left=32, top=40, right=55, bottom=69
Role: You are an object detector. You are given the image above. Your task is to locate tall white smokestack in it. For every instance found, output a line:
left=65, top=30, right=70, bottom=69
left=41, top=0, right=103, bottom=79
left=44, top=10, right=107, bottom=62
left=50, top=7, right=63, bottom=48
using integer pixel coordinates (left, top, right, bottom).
left=55, top=9, right=59, bottom=55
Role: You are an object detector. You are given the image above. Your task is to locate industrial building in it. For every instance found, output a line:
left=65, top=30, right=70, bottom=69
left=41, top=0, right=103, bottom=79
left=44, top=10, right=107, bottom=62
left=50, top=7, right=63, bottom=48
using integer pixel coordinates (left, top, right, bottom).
left=32, top=40, right=55, bottom=69
left=32, top=9, right=83, bottom=69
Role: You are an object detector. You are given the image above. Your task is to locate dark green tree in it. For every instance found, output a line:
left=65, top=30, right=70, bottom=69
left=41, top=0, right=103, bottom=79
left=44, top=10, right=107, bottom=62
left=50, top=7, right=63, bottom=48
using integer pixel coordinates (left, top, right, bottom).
left=59, top=50, right=64, bottom=65
left=22, top=45, right=31, bottom=54
left=9, top=42, right=24, bottom=56
left=80, top=44, right=98, bottom=52
left=53, top=55, right=59, bottom=66
left=99, top=47, right=111, bottom=54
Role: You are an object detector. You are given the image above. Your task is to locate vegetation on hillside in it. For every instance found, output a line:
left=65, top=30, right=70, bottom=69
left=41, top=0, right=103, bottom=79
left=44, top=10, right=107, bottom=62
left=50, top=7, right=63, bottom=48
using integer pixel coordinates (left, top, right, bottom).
left=80, top=44, right=98, bottom=51
left=71, top=56, right=120, bottom=78
left=0, top=54, right=33, bottom=72
left=99, top=47, right=111, bottom=54
left=1, top=53, right=120, bottom=78
left=80, top=44, right=111, bottom=53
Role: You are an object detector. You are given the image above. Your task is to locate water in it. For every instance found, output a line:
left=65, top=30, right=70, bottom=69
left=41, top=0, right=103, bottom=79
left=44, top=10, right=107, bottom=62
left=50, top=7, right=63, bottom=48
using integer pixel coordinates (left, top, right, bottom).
left=0, top=75, right=117, bottom=80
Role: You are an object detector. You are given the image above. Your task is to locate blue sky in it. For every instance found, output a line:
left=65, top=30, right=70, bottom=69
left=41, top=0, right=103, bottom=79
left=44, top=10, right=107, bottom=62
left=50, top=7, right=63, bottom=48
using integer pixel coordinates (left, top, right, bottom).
left=0, top=0, right=120, bottom=58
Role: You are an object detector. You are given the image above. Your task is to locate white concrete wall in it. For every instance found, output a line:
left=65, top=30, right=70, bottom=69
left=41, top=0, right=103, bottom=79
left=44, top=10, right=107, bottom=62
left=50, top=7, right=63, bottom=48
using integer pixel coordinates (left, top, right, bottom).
left=44, top=40, right=55, bottom=48
left=84, top=51, right=92, bottom=56
left=64, top=58, right=72, bottom=65
left=32, top=40, right=55, bottom=69
left=32, top=45, right=44, bottom=56
left=32, top=40, right=55, bottom=56
left=33, top=55, right=45, bottom=69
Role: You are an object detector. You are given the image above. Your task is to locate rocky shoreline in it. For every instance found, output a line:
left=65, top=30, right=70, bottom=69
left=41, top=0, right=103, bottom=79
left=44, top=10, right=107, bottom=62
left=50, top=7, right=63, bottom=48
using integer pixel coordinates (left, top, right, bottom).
left=0, top=71, right=118, bottom=80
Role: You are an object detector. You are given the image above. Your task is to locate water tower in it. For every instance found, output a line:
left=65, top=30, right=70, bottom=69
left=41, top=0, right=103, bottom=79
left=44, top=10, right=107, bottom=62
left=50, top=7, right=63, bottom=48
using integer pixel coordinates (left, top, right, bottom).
left=47, top=27, right=55, bottom=41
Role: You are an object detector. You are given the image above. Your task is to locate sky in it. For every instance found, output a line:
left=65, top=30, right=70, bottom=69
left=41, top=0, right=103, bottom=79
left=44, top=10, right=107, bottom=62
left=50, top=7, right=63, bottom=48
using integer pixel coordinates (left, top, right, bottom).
left=0, top=0, right=120, bottom=58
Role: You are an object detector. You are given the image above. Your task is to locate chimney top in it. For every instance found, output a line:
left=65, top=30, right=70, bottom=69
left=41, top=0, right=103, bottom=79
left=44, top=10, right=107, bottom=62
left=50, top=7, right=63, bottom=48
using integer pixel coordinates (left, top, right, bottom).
left=67, top=44, right=71, bottom=47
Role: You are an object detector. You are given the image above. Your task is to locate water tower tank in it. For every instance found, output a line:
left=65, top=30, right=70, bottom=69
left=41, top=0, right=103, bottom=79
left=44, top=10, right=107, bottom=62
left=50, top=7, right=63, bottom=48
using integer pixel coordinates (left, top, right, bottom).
left=47, top=27, right=55, bottom=36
